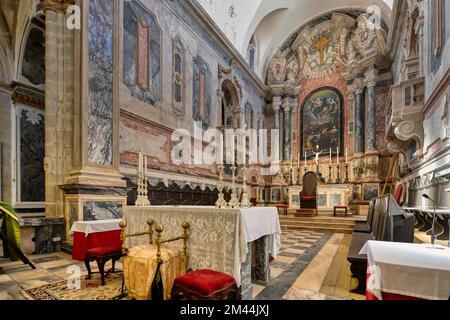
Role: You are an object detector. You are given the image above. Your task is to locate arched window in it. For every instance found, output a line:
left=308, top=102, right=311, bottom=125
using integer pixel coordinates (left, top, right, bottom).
left=20, top=15, right=45, bottom=87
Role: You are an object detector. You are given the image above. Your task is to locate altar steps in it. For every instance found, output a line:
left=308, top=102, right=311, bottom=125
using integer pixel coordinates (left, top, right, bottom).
left=279, top=217, right=356, bottom=234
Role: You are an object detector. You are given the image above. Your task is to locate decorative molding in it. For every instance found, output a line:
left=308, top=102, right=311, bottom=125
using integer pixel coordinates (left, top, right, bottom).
left=163, top=0, right=268, bottom=96
left=40, top=0, right=73, bottom=12
left=10, top=82, right=45, bottom=109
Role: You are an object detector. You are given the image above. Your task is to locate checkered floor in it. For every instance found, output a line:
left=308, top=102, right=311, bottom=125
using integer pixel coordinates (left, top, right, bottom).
left=1, top=229, right=357, bottom=300
left=253, top=230, right=330, bottom=300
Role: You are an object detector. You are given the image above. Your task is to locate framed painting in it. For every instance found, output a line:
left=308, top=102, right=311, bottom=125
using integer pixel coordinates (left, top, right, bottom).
left=301, top=87, right=344, bottom=157
left=364, top=184, right=380, bottom=201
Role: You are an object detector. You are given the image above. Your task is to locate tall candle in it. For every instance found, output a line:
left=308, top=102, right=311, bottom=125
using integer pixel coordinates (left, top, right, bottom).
left=144, top=155, right=147, bottom=178
left=329, top=148, right=332, bottom=165
left=298, top=152, right=300, bottom=168
left=139, top=152, right=142, bottom=175
left=345, top=148, right=348, bottom=163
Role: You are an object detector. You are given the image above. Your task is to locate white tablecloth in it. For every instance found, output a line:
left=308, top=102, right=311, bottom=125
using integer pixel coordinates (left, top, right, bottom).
left=70, top=219, right=122, bottom=236
left=360, top=240, right=450, bottom=300
left=123, top=206, right=282, bottom=287
left=240, top=207, right=282, bottom=257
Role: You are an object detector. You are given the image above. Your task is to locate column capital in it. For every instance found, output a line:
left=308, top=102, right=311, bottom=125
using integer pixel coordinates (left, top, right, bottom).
left=365, top=67, right=379, bottom=88
left=40, top=0, right=73, bottom=13
left=353, top=78, right=365, bottom=95
left=272, top=96, right=282, bottom=110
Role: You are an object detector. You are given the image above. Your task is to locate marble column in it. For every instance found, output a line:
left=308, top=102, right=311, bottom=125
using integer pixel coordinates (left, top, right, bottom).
left=365, top=68, right=378, bottom=152
left=283, top=102, right=292, bottom=162
left=354, top=84, right=365, bottom=154
left=273, top=96, right=282, bottom=161
left=365, top=84, right=376, bottom=151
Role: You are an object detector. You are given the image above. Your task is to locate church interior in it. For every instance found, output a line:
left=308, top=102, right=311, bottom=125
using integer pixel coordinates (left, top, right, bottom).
left=0, top=0, right=450, bottom=302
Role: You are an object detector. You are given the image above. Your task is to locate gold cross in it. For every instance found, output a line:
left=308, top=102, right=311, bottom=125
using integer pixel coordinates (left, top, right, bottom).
left=314, top=35, right=329, bottom=65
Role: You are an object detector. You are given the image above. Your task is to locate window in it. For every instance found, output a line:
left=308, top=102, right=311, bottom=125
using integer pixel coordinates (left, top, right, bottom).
left=15, top=105, right=45, bottom=205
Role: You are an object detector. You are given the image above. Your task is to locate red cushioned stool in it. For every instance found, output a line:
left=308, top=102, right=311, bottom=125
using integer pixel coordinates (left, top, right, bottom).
left=84, top=246, right=122, bottom=286
left=171, top=269, right=241, bottom=300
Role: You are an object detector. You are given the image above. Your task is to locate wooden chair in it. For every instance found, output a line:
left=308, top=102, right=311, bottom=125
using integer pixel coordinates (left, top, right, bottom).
left=84, top=245, right=122, bottom=286
left=300, top=172, right=318, bottom=209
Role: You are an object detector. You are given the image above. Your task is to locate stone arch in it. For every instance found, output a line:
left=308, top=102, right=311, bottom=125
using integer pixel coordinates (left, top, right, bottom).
left=16, top=13, right=45, bottom=87
left=220, top=79, right=240, bottom=127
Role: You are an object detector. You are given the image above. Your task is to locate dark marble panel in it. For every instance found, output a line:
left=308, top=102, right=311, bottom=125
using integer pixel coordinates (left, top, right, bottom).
left=123, top=0, right=161, bottom=105
left=240, top=243, right=252, bottom=300
left=88, top=0, right=114, bottom=166
left=253, top=236, right=270, bottom=285
left=193, top=56, right=212, bottom=130
left=68, top=202, right=78, bottom=230
left=19, top=108, right=45, bottom=202
left=35, top=220, right=66, bottom=255
left=83, top=201, right=123, bottom=221
left=21, top=28, right=45, bottom=85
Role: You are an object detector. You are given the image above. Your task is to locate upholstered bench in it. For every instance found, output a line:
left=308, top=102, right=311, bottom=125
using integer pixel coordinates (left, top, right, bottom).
left=84, top=245, right=122, bottom=286
left=171, top=269, right=241, bottom=300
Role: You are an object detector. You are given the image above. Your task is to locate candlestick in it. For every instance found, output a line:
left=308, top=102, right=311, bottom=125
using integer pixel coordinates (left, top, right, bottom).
left=336, top=163, right=341, bottom=184
left=144, top=155, right=147, bottom=179
left=344, top=162, right=350, bottom=184
left=328, top=165, right=333, bottom=184
left=297, top=166, right=302, bottom=186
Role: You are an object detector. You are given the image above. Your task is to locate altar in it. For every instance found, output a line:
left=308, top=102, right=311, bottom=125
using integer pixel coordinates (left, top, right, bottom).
left=288, top=184, right=352, bottom=213
left=122, top=206, right=281, bottom=300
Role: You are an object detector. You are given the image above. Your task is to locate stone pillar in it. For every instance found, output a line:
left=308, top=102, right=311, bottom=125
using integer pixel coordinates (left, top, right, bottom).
left=273, top=96, right=282, bottom=161
left=365, top=68, right=378, bottom=152
left=252, top=236, right=271, bottom=285
left=354, top=82, right=365, bottom=154
left=42, top=0, right=74, bottom=218
left=283, top=101, right=292, bottom=162
left=60, top=0, right=127, bottom=240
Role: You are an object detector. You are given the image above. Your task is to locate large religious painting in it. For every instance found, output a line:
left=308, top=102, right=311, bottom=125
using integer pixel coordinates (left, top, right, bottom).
left=123, top=0, right=161, bottom=105
left=301, top=87, right=343, bottom=155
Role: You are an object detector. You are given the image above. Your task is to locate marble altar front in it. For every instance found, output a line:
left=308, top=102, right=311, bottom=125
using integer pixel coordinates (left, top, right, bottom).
left=288, top=184, right=352, bottom=213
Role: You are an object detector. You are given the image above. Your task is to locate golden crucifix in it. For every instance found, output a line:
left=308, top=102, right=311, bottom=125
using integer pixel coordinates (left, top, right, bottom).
left=314, top=35, right=329, bottom=65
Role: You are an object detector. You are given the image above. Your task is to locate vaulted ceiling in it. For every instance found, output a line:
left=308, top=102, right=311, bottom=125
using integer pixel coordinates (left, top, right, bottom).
left=198, top=0, right=393, bottom=78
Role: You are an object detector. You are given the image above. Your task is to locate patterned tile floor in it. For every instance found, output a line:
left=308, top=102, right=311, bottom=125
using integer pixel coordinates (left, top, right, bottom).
left=0, top=229, right=364, bottom=300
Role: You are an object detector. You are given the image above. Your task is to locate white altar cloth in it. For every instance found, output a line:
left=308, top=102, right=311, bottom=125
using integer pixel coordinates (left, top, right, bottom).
left=70, top=219, right=122, bottom=236
left=361, top=240, right=450, bottom=300
left=240, top=207, right=282, bottom=257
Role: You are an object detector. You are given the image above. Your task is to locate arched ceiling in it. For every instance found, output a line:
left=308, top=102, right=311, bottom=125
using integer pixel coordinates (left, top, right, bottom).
left=198, top=0, right=393, bottom=77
